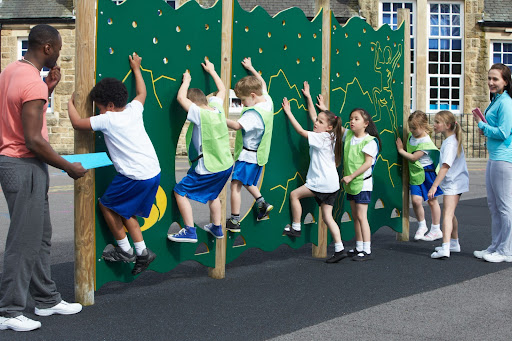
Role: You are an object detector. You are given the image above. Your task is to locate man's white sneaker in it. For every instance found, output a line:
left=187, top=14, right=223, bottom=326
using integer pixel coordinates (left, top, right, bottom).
left=421, top=230, right=443, bottom=241
left=482, top=252, right=512, bottom=263
left=414, top=226, right=428, bottom=241
left=435, top=244, right=461, bottom=252
left=35, top=300, right=82, bottom=317
left=0, top=315, right=41, bottom=332
left=473, top=249, right=491, bottom=259
left=431, top=248, right=450, bottom=259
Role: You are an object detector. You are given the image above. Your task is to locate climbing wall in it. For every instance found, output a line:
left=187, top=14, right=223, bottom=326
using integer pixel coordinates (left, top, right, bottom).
left=94, top=0, right=404, bottom=288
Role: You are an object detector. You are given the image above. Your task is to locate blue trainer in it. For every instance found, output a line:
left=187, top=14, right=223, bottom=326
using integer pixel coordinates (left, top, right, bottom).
left=167, top=226, right=198, bottom=243
left=202, top=223, right=224, bottom=239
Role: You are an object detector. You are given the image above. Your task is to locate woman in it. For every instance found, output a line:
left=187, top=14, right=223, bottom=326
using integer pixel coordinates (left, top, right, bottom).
left=473, top=63, right=512, bottom=263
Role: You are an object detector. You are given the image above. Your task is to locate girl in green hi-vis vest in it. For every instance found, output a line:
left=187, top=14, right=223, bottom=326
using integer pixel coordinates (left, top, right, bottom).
left=396, top=111, right=443, bottom=242
left=342, top=108, right=382, bottom=261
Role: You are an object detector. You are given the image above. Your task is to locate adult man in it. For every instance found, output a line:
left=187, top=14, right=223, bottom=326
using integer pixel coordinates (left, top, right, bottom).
left=0, top=24, right=87, bottom=332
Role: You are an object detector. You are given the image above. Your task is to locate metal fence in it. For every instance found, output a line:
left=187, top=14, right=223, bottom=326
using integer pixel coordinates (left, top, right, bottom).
left=426, top=113, right=488, bottom=159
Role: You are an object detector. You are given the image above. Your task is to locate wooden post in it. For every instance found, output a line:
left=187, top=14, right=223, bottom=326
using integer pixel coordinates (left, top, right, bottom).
left=397, top=8, right=411, bottom=242
left=311, top=0, right=331, bottom=259
left=74, top=0, right=96, bottom=305
left=208, top=0, right=233, bottom=279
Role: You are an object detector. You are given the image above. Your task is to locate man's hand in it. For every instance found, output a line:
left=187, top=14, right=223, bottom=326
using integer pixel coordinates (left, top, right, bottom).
left=46, top=66, right=61, bottom=93
left=65, top=162, right=88, bottom=180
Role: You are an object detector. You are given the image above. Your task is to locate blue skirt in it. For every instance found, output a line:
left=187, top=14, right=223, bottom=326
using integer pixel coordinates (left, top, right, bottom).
left=410, top=164, right=444, bottom=201
left=99, top=172, right=161, bottom=219
left=231, top=161, right=263, bottom=186
left=174, top=166, right=233, bottom=204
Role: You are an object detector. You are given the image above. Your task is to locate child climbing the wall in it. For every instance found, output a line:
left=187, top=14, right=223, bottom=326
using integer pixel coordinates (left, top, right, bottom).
left=428, top=110, right=469, bottom=259
left=225, top=57, right=274, bottom=233
left=396, top=111, right=443, bottom=241
left=342, top=108, right=382, bottom=261
left=281, top=82, right=347, bottom=263
left=67, top=52, right=160, bottom=275
left=168, top=57, right=233, bottom=243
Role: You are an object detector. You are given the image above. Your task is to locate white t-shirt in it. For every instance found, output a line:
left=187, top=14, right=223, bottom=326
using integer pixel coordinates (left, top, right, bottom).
left=409, top=135, right=433, bottom=167
left=187, top=97, right=223, bottom=175
left=342, top=129, right=378, bottom=192
left=439, top=134, right=469, bottom=195
left=90, top=100, right=160, bottom=180
left=305, top=131, right=340, bottom=193
left=237, top=93, right=273, bottom=164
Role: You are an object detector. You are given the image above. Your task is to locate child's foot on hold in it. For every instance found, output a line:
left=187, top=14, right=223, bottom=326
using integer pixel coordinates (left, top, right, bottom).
left=421, top=230, right=443, bottom=241
left=283, top=224, right=301, bottom=237
left=167, top=227, right=198, bottom=243
left=414, top=226, right=428, bottom=241
left=102, top=244, right=136, bottom=263
left=435, top=244, right=461, bottom=252
left=132, top=248, right=157, bottom=275
left=431, top=248, right=450, bottom=259
left=352, top=251, right=373, bottom=261
left=226, top=218, right=241, bottom=233
left=202, top=223, right=224, bottom=239
left=257, top=202, right=273, bottom=221
left=325, top=250, right=348, bottom=263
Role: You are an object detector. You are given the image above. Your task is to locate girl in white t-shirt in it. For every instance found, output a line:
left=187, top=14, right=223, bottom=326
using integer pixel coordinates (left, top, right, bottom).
left=281, top=82, right=346, bottom=263
left=341, top=108, right=382, bottom=261
left=429, top=110, right=469, bottom=259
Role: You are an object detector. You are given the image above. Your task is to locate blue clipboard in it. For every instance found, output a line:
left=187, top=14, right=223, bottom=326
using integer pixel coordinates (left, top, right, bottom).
left=62, top=152, right=113, bottom=170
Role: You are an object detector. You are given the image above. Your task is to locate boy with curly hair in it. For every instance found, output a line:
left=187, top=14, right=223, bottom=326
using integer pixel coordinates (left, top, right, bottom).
left=68, top=52, right=160, bottom=275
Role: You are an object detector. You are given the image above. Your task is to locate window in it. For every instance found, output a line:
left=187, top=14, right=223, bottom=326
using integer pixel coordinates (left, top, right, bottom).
left=492, top=42, right=512, bottom=70
left=18, top=38, right=54, bottom=113
left=380, top=1, right=416, bottom=111
left=427, top=2, right=463, bottom=113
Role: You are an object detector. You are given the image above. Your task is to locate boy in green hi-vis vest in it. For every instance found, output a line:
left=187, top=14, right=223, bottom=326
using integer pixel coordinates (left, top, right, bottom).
left=396, top=111, right=443, bottom=243
left=225, top=57, right=274, bottom=233
left=168, top=58, right=233, bottom=243
left=342, top=108, right=382, bottom=261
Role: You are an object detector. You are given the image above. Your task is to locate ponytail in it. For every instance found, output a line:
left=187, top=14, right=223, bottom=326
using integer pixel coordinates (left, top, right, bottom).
left=436, top=110, right=463, bottom=156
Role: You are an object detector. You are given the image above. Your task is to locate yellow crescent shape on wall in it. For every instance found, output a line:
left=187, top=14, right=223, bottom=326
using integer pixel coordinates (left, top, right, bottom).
left=140, top=186, right=167, bottom=232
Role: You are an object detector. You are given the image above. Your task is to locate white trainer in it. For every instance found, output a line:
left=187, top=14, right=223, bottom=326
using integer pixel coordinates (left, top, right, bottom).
left=414, top=226, right=428, bottom=241
left=435, top=244, right=461, bottom=252
left=35, top=300, right=82, bottom=317
left=0, top=315, right=41, bottom=332
left=473, top=249, right=491, bottom=259
left=482, top=252, right=512, bottom=263
left=431, top=248, right=450, bottom=259
left=421, top=230, right=443, bottom=241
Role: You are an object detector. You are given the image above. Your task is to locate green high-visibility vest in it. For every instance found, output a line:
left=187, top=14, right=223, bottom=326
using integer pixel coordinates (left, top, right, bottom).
left=343, top=130, right=377, bottom=195
left=185, top=101, right=233, bottom=173
left=233, top=105, right=274, bottom=166
left=406, top=132, right=440, bottom=185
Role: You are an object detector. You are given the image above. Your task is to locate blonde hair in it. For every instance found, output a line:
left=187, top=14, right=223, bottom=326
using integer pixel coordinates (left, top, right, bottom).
left=408, top=110, right=432, bottom=135
left=435, top=110, right=463, bottom=156
left=187, top=88, right=208, bottom=106
left=234, top=75, right=263, bottom=98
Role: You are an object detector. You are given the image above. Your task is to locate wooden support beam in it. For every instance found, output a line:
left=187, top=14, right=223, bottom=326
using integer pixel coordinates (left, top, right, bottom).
left=74, top=0, right=96, bottom=305
left=312, top=0, right=331, bottom=259
left=208, top=0, right=233, bottom=279
left=397, top=8, right=411, bottom=242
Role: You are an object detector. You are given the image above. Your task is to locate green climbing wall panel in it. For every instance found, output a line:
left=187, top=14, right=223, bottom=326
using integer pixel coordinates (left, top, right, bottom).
left=94, top=0, right=404, bottom=288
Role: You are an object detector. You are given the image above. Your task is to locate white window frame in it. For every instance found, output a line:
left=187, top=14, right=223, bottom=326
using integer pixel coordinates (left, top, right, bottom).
left=491, top=41, right=512, bottom=69
left=379, top=1, right=417, bottom=112
left=17, top=38, right=54, bottom=113
left=427, top=1, right=464, bottom=114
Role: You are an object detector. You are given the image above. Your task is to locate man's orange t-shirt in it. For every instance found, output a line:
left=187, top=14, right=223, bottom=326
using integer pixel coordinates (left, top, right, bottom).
left=0, top=61, right=49, bottom=158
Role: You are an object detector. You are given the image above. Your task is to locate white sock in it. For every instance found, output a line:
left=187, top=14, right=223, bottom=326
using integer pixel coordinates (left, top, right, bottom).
left=442, top=242, right=450, bottom=252
left=116, top=236, right=131, bottom=253
left=292, top=222, right=301, bottom=231
left=356, top=241, right=363, bottom=252
left=418, top=220, right=427, bottom=229
left=431, top=224, right=441, bottom=232
left=134, top=241, right=147, bottom=256
left=334, top=242, right=344, bottom=252
left=450, top=238, right=459, bottom=247
left=363, top=241, right=371, bottom=254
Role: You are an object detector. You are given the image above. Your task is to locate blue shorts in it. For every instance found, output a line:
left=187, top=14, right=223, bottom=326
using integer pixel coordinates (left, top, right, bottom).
left=174, top=166, right=233, bottom=204
left=231, top=161, right=263, bottom=187
left=99, top=172, right=161, bottom=220
left=410, top=164, right=444, bottom=201
left=347, top=191, right=372, bottom=204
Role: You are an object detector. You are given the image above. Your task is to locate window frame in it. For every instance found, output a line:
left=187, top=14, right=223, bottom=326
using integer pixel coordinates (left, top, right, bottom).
left=491, top=41, right=512, bottom=70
